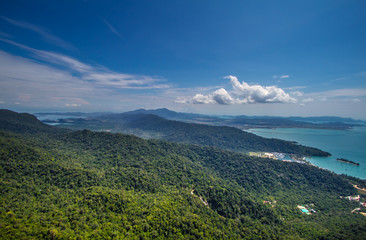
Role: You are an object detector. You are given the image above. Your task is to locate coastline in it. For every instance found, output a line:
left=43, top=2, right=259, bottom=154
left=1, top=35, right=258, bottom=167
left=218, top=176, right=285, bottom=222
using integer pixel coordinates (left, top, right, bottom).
left=246, top=127, right=366, bottom=180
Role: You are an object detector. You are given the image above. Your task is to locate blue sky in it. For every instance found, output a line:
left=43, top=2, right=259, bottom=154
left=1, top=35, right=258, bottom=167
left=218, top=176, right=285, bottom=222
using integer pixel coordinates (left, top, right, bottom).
left=0, top=0, right=366, bottom=118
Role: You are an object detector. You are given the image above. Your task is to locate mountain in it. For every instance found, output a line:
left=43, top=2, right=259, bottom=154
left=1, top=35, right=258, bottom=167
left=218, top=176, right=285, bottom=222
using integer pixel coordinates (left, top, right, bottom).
left=123, top=108, right=204, bottom=120
left=1, top=110, right=365, bottom=239
left=39, top=108, right=362, bottom=130
left=121, top=109, right=363, bottom=129
left=124, top=114, right=330, bottom=156
left=287, top=116, right=366, bottom=124
left=43, top=112, right=331, bottom=156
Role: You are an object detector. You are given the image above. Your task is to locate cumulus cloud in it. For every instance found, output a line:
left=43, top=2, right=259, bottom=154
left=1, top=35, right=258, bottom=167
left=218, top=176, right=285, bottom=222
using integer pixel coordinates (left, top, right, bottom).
left=179, top=75, right=297, bottom=105
left=190, top=94, right=215, bottom=104
left=212, top=88, right=235, bottom=105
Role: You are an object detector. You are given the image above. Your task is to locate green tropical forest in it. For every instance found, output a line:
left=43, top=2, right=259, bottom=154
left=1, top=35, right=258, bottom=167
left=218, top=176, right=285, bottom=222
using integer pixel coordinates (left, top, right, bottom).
left=1, top=109, right=366, bottom=239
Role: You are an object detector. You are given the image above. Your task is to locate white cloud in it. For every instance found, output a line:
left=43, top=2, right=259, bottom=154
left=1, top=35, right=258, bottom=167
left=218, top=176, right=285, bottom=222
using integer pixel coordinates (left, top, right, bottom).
left=212, top=88, right=235, bottom=105
left=319, top=89, right=366, bottom=98
left=302, top=89, right=366, bottom=102
left=190, top=94, right=215, bottom=104
left=284, top=86, right=307, bottom=90
left=273, top=74, right=290, bottom=79
left=65, top=103, right=82, bottom=107
left=179, top=75, right=297, bottom=105
left=1, top=16, right=75, bottom=50
left=293, top=88, right=366, bottom=111
left=0, top=50, right=93, bottom=107
left=36, top=50, right=93, bottom=73
left=0, top=41, right=170, bottom=110
left=290, top=91, right=303, bottom=97
left=302, top=98, right=314, bottom=103
left=53, top=97, right=90, bottom=105
left=0, top=39, right=169, bottom=90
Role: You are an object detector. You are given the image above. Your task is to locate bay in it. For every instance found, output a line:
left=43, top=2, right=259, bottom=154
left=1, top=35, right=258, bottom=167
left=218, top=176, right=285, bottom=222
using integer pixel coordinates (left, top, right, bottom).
left=246, top=127, right=366, bottom=179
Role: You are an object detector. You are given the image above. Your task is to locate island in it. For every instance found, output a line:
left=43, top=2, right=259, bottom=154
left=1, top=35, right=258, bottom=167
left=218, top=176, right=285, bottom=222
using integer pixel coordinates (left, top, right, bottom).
left=336, top=158, right=360, bottom=166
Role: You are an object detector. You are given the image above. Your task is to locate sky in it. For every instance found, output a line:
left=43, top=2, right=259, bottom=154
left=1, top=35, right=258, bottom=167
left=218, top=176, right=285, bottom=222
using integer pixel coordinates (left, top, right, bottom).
left=0, top=0, right=366, bottom=119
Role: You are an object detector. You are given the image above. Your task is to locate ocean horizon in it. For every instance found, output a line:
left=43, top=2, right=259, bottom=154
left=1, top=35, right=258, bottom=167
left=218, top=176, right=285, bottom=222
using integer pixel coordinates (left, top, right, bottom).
left=246, top=127, right=366, bottom=180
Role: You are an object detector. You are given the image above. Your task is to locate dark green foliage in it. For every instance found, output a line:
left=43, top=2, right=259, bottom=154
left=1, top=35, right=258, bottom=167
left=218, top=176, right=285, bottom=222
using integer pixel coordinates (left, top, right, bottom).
left=0, top=110, right=365, bottom=239
left=112, top=114, right=330, bottom=156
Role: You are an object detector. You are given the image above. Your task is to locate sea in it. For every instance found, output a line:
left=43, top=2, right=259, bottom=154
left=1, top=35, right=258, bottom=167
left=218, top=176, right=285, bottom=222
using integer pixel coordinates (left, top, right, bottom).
left=246, top=127, right=366, bottom=180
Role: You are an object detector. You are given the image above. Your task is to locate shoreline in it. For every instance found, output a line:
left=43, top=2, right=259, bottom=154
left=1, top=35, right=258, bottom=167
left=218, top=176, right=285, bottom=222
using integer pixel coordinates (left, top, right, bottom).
left=246, top=127, right=366, bottom=180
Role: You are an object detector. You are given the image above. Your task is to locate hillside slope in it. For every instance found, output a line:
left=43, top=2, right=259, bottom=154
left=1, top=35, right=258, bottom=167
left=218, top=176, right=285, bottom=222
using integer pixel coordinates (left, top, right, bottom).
left=1, top=110, right=365, bottom=239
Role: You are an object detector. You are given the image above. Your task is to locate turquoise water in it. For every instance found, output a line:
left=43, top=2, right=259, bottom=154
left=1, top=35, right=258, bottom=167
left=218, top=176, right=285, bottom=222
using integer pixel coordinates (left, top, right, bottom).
left=246, top=127, right=366, bottom=179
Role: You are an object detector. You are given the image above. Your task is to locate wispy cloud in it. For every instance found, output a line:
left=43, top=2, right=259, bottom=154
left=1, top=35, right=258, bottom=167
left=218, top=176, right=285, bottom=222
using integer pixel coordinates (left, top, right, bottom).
left=1, top=16, right=76, bottom=50
left=299, top=88, right=366, bottom=105
left=273, top=74, right=290, bottom=79
left=101, top=18, right=124, bottom=39
left=177, top=75, right=297, bottom=105
left=0, top=31, right=12, bottom=38
left=0, top=39, right=170, bottom=110
left=305, top=89, right=366, bottom=99
left=302, top=98, right=314, bottom=103
left=0, top=38, right=169, bottom=90
left=0, top=50, right=92, bottom=108
left=284, top=86, right=307, bottom=90
left=290, top=91, right=303, bottom=97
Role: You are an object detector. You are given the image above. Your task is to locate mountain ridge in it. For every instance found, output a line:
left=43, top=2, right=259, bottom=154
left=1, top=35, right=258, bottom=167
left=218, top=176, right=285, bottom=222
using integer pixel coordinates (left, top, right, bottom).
left=40, top=108, right=363, bottom=130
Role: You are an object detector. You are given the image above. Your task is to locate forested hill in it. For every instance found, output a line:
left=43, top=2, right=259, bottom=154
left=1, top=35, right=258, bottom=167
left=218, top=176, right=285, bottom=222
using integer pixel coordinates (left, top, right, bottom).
left=99, top=113, right=330, bottom=156
left=42, top=111, right=331, bottom=156
left=0, top=109, right=69, bottom=135
left=1, top=109, right=366, bottom=239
